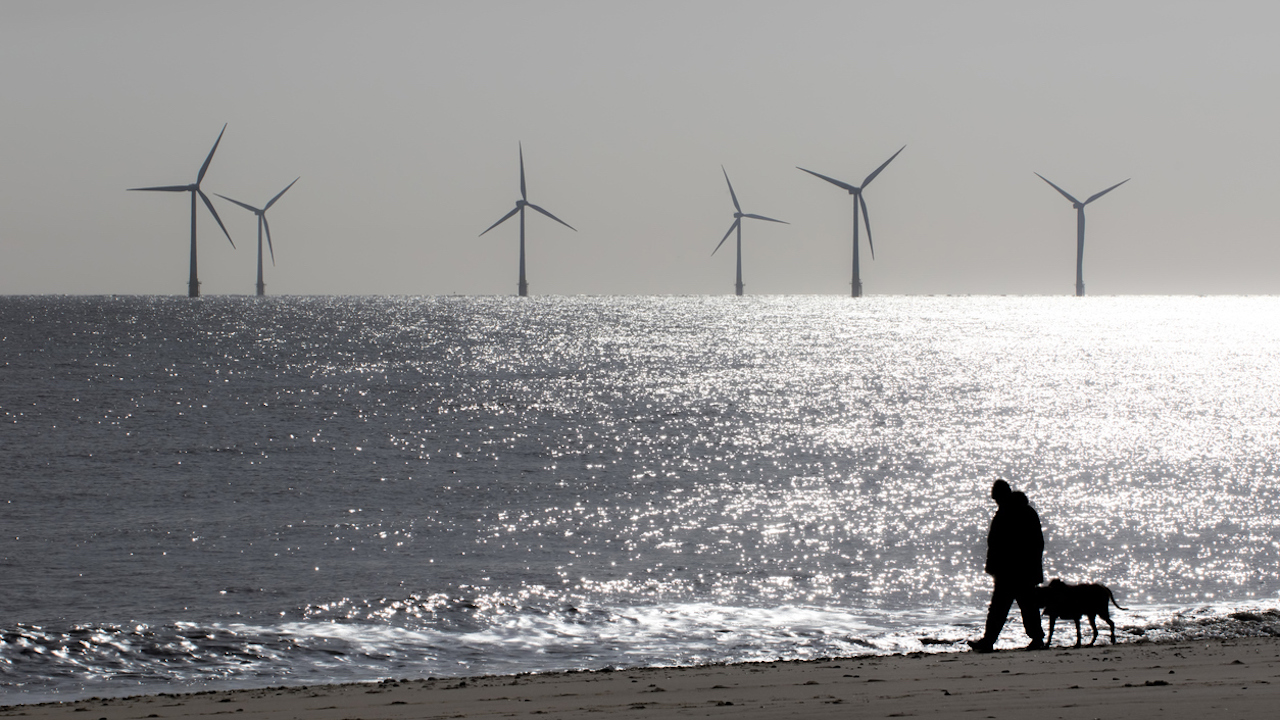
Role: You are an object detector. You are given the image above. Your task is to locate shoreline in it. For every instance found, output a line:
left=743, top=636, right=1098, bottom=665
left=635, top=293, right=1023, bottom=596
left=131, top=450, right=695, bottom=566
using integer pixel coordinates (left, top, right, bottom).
left=5, top=637, right=1277, bottom=720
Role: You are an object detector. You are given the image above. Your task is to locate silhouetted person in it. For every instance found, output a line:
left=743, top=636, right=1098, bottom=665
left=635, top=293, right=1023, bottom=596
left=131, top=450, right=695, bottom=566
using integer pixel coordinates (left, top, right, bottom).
left=968, top=479, right=1045, bottom=652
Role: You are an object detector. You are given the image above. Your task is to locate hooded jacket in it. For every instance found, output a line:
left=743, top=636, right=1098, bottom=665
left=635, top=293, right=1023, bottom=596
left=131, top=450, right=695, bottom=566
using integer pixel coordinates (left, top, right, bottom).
left=983, top=491, right=1045, bottom=585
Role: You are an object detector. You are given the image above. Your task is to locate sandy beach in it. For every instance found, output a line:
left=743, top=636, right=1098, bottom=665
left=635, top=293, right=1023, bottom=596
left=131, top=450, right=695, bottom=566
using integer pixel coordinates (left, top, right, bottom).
left=5, top=637, right=1276, bottom=720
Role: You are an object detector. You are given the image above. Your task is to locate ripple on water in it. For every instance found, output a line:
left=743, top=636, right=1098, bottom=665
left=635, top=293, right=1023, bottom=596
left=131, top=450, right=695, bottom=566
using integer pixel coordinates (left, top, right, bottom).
left=1, top=295, right=1278, bottom=701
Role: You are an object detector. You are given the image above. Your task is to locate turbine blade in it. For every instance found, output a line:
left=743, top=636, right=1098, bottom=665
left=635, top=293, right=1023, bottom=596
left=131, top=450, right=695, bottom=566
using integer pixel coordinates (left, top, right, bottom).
left=862, top=145, right=905, bottom=187
left=722, top=166, right=741, bottom=213
left=712, top=219, right=740, bottom=255
left=214, top=193, right=262, bottom=214
left=1035, top=173, right=1081, bottom=205
left=263, top=215, right=276, bottom=266
left=742, top=213, right=788, bottom=224
left=519, top=143, right=527, bottom=202
left=199, top=189, right=235, bottom=248
left=1084, top=178, right=1130, bottom=205
left=797, top=167, right=859, bottom=193
left=197, top=124, right=227, bottom=184
left=526, top=203, right=576, bottom=231
left=479, top=205, right=520, bottom=236
left=264, top=177, right=300, bottom=210
left=860, top=194, right=875, bottom=260
left=128, top=184, right=192, bottom=192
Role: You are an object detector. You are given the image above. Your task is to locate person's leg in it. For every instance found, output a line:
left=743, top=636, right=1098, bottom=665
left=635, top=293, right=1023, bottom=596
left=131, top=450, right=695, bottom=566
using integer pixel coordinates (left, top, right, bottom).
left=1013, top=583, right=1045, bottom=648
left=980, top=580, right=1017, bottom=644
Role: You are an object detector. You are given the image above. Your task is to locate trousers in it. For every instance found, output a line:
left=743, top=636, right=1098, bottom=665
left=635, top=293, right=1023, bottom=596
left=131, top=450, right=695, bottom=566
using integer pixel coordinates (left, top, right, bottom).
left=982, top=577, right=1044, bottom=643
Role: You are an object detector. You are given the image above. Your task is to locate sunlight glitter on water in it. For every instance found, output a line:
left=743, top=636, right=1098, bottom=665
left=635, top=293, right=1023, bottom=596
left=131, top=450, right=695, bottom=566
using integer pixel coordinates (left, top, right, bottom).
left=266, top=295, right=1280, bottom=614
left=3, top=295, right=1279, bottom=701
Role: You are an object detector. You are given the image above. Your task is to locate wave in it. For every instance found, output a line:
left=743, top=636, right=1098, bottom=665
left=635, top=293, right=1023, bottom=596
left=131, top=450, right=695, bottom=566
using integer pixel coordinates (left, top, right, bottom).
left=3, top=601, right=1278, bottom=705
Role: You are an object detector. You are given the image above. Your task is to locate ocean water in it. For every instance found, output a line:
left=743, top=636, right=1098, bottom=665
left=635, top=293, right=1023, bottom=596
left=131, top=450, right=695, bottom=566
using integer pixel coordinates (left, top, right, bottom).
left=2, top=294, right=1278, bottom=703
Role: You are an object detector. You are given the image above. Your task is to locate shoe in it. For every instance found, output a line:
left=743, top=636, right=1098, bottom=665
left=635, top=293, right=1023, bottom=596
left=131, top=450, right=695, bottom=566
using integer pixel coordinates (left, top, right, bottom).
left=967, top=639, right=994, bottom=653
left=1024, top=639, right=1045, bottom=651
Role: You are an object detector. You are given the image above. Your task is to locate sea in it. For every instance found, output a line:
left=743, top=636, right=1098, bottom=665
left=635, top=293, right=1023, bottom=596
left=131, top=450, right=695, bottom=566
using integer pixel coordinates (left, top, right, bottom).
left=2, top=294, right=1279, bottom=704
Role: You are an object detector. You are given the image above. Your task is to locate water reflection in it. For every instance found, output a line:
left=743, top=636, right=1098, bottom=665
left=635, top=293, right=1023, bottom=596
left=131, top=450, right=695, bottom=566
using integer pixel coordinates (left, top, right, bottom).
left=2, top=295, right=1279, bottom=697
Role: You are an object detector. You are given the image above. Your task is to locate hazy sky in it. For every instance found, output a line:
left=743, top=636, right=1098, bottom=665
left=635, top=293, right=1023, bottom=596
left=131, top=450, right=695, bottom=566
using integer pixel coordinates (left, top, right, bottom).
left=4, top=1, right=1279, bottom=296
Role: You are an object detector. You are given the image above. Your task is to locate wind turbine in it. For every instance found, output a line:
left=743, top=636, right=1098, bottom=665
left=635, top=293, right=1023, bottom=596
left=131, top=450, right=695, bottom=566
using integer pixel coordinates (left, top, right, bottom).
left=1035, top=173, right=1129, bottom=296
left=712, top=167, right=787, bottom=296
left=797, top=146, right=905, bottom=297
left=128, top=124, right=235, bottom=297
left=216, top=178, right=300, bottom=296
left=479, top=143, right=575, bottom=296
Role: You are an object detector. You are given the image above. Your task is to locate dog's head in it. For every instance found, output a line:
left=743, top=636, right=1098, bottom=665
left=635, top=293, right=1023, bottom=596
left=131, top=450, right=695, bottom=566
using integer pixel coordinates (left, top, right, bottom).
left=1038, top=578, right=1067, bottom=608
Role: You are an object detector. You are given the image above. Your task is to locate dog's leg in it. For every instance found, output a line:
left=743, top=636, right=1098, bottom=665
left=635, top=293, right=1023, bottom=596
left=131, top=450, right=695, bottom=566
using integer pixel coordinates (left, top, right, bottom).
left=1099, top=608, right=1114, bottom=645
left=1087, top=615, right=1099, bottom=646
left=1046, top=616, right=1056, bottom=646
left=1073, top=618, right=1082, bottom=648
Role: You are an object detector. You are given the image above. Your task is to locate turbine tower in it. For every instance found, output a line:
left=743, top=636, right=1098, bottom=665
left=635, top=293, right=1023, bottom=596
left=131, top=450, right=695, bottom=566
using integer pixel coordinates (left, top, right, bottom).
left=797, top=146, right=905, bottom=297
left=1035, top=173, right=1129, bottom=296
left=216, top=178, right=300, bottom=296
left=479, top=143, right=575, bottom=296
left=128, top=125, right=235, bottom=297
left=712, top=167, right=787, bottom=296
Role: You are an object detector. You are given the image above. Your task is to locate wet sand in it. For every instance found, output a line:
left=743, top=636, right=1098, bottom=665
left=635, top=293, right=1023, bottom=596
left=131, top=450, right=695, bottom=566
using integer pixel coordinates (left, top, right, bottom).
left=4, top=637, right=1277, bottom=719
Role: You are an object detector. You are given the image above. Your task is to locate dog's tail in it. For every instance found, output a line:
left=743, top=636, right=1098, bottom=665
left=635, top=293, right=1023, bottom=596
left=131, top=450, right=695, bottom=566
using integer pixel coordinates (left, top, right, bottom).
left=1109, top=588, right=1128, bottom=611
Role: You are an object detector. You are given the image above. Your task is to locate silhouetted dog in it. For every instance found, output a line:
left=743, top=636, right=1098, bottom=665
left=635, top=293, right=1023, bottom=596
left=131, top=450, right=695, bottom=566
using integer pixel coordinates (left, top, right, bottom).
left=1039, top=578, right=1128, bottom=647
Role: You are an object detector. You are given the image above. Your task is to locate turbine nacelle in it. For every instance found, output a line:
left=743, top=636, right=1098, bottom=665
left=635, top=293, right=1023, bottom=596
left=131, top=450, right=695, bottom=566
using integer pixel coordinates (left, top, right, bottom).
left=1036, top=173, right=1129, bottom=210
